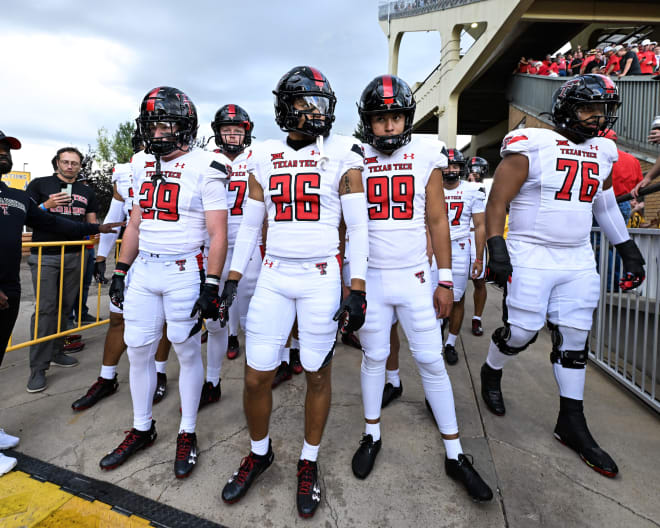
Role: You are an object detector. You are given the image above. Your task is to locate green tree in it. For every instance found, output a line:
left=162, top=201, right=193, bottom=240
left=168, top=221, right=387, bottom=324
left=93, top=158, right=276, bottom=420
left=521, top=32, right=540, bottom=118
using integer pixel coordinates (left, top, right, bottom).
left=353, top=121, right=366, bottom=142
left=95, top=121, right=135, bottom=164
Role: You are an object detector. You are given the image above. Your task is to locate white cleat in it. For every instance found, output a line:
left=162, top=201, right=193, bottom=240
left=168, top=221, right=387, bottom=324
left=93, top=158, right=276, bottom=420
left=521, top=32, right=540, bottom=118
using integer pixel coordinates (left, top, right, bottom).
left=0, top=429, right=19, bottom=450
left=0, top=453, right=17, bottom=476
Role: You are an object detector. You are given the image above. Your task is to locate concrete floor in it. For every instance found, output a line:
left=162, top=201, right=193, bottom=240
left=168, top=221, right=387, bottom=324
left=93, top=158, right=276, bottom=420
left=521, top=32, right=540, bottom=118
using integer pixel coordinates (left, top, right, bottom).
left=1, top=281, right=659, bottom=528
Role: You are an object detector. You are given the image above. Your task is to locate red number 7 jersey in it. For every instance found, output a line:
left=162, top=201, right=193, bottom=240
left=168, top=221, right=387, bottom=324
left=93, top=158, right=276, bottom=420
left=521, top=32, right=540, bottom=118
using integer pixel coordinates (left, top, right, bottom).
left=501, top=127, right=618, bottom=247
left=362, top=136, right=448, bottom=269
left=131, top=148, right=229, bottom=255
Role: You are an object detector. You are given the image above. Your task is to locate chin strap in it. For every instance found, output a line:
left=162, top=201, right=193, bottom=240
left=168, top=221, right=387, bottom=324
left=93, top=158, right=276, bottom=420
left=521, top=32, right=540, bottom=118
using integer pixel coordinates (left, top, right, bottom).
left=315, top=135, right=329, bottom=170
left=151, top=155, right=163, bottom=182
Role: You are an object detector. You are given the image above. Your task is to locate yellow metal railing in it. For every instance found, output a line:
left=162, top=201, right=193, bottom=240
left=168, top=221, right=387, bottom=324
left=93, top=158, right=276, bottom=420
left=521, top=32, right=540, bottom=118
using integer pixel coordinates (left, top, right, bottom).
left=7, top=239, right=119, bottom=352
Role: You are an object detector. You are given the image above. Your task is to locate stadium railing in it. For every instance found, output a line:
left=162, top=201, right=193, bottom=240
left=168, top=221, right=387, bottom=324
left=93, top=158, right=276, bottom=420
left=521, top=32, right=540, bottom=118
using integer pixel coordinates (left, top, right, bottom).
left=590, top=227, right=660, bottom=412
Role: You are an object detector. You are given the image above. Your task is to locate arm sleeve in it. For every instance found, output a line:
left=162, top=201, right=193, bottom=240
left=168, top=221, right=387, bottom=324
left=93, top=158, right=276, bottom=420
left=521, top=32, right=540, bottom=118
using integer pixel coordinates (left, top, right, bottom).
left=26, top=199, right=99, bottom=238
left=501, top=130, right=530, bottom=158
left=97, top=198, right=125, bottom=258
left=340, top=193, right=369, bottom=281
left=230, top=198, right=265, bottom=276
left=202, top=156, right=230, bottom=211
left=593, top=187, right=629, bottom=245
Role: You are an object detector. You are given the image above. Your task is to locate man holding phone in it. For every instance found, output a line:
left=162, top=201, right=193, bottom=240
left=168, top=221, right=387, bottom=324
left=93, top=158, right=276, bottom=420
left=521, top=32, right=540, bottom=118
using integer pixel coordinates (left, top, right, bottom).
left=25, top=147, right=100, bottom=392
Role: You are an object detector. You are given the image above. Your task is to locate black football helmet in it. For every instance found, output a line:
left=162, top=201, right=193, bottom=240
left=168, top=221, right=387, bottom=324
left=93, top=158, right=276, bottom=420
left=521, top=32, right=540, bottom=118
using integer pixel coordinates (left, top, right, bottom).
left=467, top=156, right=489, bottom=181
left=358, top=75, right=416, bottom=152
left=551, top=74, right=620, bottom=142
left=273, top=66, right=336, bottom=137
left=443, top=148, right=467, bottom=182
left=136, top=86, right=198, bottom=156
left=131, top=127, right=144, bottom=153
left=211, top=104, right=253, bottom=154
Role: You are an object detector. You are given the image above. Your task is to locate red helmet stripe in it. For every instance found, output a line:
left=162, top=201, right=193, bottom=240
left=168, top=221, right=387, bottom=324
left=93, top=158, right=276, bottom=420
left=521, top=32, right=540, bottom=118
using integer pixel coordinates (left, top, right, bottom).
left=309, top=67, right=325, bottom=88
left=382, top=75, right=394, bottom=105
left=145, top=87, right=160, bottom=112
left=228, top=104, right=236, bottom=118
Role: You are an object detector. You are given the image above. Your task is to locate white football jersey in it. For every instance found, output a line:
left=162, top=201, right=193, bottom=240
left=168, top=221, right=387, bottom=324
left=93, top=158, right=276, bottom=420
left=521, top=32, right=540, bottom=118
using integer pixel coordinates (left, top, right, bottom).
left=501, top=127, right=617, bottom=270
left=251, top=134, right=363, bottom=259
left=132, top=148, right=229, bottom=255
left=443, top=180, right=485, bottom=241
left=221, top=147, right=257, bottom=247
left=362, top=136, right=448, bottom=269
left=112, top=161, right=135, bottom=218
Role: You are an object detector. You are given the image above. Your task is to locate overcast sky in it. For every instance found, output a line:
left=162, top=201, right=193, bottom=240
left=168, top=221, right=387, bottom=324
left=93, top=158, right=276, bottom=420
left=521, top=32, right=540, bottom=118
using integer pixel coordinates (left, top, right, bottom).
left=1, top=1, right=446, bottom=176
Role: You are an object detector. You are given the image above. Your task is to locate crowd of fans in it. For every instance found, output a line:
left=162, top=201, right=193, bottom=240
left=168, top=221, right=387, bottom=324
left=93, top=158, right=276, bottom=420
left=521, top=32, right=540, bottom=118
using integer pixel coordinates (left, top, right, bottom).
left=515, top=39, right=660, bottom=78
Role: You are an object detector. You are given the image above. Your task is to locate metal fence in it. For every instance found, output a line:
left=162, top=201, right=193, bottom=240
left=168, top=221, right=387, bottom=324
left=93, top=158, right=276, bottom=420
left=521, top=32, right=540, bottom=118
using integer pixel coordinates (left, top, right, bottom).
left=589, top=227, right=660, bottom=412
left=508, top=74, right=660, bottom=159
left=378, top=0, right=484, bottom=21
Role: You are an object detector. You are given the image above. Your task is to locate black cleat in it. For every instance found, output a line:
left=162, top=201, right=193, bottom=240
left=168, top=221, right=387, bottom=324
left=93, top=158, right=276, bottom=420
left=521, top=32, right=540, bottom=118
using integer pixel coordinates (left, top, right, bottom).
left=445, top=454, right=493, bottom=502
left=472, top=318, right=484, bottom=336
left=480, top=363, right=506, bottom=416
left=72, top=376, right=118, bottom=411
left=199, top=380, right=221, bottom=409
left=174, top=432, right=198, bottom=479
left=222, top=441, right=274, bottom=504
left=444, top=344, right=459, bottom=365
left=341, top=330, right=362, bottom=350
left=272, top=361, right=293, bottom=389
left=351, top=434, right=381, bottom=479
left=297, top=459, right=321, bottom=518
left=153, top=372, right=167, bottom=404
left=227, top=335, right=239, bottom=360
left=554, top=397, right=618, bottom=478
left=381, top=382, right=403, bottom=408
left=100, top=421, right=157, bottom=470
left=290, top=348, right=303, bottom=374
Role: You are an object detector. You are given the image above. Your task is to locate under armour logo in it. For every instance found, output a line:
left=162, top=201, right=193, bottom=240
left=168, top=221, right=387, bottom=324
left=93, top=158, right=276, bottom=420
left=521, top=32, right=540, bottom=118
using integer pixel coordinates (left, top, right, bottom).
left=175, top=162, right=186, bottom=168
left=271, top=152, right=284, bottom=161
left=556, top=140, right=570, bottom=146
left=316, top=262, right=327, bottom=275
left=364, top=156, right=378, bottom=164
left=415, top=271, right=426, bottom=283
left=403, top=153, right=415, bottom=160
left=175, top=259, right=186, bottom=271
left=590, top=145, right=598, bottom=150
left=310, top=150, right=318, bottom=156
left=264, top=259, right=274, bottom=268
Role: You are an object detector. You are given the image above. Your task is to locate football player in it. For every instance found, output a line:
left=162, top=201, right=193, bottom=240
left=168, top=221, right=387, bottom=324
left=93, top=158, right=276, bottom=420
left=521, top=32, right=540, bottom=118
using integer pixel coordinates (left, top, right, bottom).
left=71, top=130, right=171, bottom=411
left=219, top=66, right=368, bottom=518
left=466, top=156, right=489, bottom=336
left=99, top=87, right=229, bottom=479
left=482, top=74, right=645, bottom=477
left=440, top=149, right=486, bottom=365
left=350, top=75, right=492, bottom=502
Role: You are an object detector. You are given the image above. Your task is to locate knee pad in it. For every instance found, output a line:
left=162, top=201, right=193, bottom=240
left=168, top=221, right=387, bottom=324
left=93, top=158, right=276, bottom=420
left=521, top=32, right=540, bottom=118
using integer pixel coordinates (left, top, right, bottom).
left=166, top=318, right=202, bottom=344
left=173, top=334, right=201, bottom=367
left=492, top=324, right=538, bottom=356
left=205, top=317, right=223, bottom=335
left=361, top=355, right=387, bottom=376
left=548, top=322, right=588, bottom=369
left=415, top=356, right=448, bottom=381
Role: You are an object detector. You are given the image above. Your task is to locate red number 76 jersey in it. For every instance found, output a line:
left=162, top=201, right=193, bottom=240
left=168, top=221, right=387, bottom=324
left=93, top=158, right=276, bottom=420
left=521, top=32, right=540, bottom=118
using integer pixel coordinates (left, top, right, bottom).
left=132, top=148, right=229, bottom=255
left=501, top=127, right=617, bottom=247
left=362, top=136, right=448, bottom=269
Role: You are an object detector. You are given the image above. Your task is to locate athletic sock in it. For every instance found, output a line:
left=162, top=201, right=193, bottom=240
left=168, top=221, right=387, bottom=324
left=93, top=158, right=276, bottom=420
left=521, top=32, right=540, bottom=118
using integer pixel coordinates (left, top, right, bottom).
left=100, top=364, right=117, bottom=380
left=365, top=422, right=381, bottom=442
left=385, top=368, right=401, bottom=388
left=445, top=332, right=457, bottom=347
left=300, top=439, right=320, bottom=462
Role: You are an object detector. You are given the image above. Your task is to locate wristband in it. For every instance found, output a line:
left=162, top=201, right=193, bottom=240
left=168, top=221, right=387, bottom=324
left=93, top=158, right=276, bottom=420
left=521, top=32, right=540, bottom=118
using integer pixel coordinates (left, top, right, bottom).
left=474, top=258, right=483, bottom=263
left=437, top=268, right=453, bottom=282
left=438, top=281, right=454, bottom=290
left=40, top=203, right=48, bottom=211
left=113, top=269, right=127, bottom=277
left=205, top=276, right=221, bottom=286
left=115, top=261, right=130, bottom=273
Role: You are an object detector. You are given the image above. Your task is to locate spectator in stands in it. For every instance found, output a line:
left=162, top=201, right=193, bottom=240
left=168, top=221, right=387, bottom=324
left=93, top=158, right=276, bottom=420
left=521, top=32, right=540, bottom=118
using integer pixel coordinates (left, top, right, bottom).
left=617, top=45, right=642, bottom=77
left=25, top=147, right=100, bottom=393
left=0, top=131, right=120, bottom=474
left=557, top=53, right=567, bottom=76
left=537, top=60, right=550, bottom=76
left=527, top=59, right=539, bottom=75
left=654, top=43, right=660, bottom=72
left=604, top=46, right=621, bottom=76
left=514, top=56, right=529, bottom=74
left=579, top=49, right=597, bottom=74
left=638, top=39, right=657, bottom=75
left=632, top=121, right=660, bottom=199
left=569, top=51, right=584, bottom=75
left=604, top=129, right=644, bottom=224
left=627, top=199, right=645, bottom=228
left=549, top=57, right=560, bottom=76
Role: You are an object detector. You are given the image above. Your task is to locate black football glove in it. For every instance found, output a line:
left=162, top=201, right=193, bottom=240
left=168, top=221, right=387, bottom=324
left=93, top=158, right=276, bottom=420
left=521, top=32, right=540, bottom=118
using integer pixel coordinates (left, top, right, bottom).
left=485, top=236, right=512, bottom=288
left=93, top=260, right=107, bottom=284
left=191, top=283, right=221, bottom=320
left=109, top=273, right=126, bottom=310
left=218, top=279, right=238, bottom=328
left=333, top=290, right=367, bottom=333
left=616, top=239, right=646, bottom=291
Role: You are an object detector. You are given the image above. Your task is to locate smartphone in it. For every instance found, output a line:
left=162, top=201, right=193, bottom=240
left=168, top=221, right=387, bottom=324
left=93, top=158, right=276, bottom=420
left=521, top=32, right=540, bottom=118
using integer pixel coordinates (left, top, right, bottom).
left=63, top=183, right=73, bottom=197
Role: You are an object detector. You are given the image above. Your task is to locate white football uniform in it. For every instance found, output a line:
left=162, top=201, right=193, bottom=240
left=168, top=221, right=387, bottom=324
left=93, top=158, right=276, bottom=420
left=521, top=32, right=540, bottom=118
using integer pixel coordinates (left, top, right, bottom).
left=469, top=184, right=488, bottom=281
left=360, top=136, right=448, bottom=364
left=500, top=127, right=618, bottom=331
left=244, top=134, right=363, bottom=372
left=444, top=180, right=486, bottom=300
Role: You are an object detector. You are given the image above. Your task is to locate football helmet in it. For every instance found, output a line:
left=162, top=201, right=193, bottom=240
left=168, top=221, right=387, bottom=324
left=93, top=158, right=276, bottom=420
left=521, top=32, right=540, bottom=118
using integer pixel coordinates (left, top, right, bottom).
left=131, top=127, right=144, bottom=153
left=136, top=86, right=198, bottom=156
left=551, top=74, right=620, bottom=141
left=358, top=75, right=416, bottom=152
left=443, top=148, right=467, bottom=182
left=273, top=66, right=336, bottom=137
left=467, top=156, right=489, bottom=181
left=211, top=104, right=253, bottom=154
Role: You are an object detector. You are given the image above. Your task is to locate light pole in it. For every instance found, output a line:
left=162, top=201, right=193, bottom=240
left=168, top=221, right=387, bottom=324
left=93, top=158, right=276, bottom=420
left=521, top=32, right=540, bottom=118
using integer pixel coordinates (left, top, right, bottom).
left=23, top=163, right=28, bottom=172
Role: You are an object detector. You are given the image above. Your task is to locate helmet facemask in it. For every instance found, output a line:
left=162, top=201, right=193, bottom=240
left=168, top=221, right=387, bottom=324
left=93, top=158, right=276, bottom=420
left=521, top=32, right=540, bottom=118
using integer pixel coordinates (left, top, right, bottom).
left=361, top=109, right=415, bottom=153
left=442, top=164, right=465, bottom=183
left=276, top=93, right=335, bottom=137
left=212, top=104, right=253, bottom=154
left=138, top=118, right=192, bottom=156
